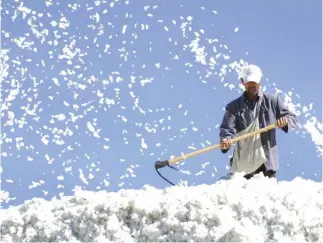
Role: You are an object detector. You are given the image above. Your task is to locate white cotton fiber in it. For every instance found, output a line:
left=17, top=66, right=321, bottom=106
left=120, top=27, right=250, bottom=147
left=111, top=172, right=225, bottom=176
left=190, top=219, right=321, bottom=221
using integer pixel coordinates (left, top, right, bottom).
left=1, top=173, right=322, bottom=242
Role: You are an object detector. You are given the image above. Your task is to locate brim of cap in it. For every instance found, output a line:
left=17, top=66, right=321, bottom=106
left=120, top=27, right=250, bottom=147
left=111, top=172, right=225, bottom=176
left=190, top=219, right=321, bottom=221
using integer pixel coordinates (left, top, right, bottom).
left=244, top=75, right=261, bottom=83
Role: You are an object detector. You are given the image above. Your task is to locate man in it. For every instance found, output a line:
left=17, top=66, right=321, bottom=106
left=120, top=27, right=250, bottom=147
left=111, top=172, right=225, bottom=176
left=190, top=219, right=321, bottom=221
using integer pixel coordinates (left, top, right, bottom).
left=219, top=64, right=297, bottom=179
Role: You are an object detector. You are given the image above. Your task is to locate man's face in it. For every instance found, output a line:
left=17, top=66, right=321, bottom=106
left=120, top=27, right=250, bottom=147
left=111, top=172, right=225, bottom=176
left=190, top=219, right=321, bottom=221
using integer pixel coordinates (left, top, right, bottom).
left=244, top=81, right=260, bottom=95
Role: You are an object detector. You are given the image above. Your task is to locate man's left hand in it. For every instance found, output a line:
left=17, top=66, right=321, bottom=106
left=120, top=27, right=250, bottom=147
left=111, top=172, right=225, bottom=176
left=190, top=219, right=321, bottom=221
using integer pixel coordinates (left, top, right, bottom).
left=276, top=117, right=288, bottom=128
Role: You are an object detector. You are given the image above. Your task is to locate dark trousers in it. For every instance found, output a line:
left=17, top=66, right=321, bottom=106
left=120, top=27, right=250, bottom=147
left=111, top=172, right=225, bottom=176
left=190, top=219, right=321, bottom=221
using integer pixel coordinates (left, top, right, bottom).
left=244, top=163, right=276, bottom=179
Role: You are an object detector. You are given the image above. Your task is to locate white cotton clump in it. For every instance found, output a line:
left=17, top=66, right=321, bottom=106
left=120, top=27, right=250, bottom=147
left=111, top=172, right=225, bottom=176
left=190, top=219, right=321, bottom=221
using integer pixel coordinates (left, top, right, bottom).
left=1, top=174, right=323, bottom=242
left=52, top=114, right=66, bottom=121
left=6, top=88, right=20, bottom=102
left=302, top=117, right=323, bottom=155
left=50, top=20, right=57, bottom=27
left=228, top=84, right=235, bottom=90
left=87, top=121, right=101, bottom=138
left=0, top=191, right=10, bottom=205
left=274, top=91, right=322, bottom=156
left=41, top=135, right=49, bottom=145
left=141, top=138, right=148, bottom=149
left=78, top=169, right=88, bottom=185
left=122, top=25, right=127, bottom=34
left=195, top=170, right=205, bottom=176
left=201, top=162, right=210, bottom=169
left=58, top=43, right=79, bottom=60
left=189, top=36, right=207, bottom=65
left=126, top=167, right=137, bottom=178
left=6, top=111, right=15, bottom=126
left=58, top=17, right=70, bottom=29
left=180, top=128, right=188, bottom=133
left=28, top=180, right=45, bottom=189
left=140, top=78, right=153, bottom=86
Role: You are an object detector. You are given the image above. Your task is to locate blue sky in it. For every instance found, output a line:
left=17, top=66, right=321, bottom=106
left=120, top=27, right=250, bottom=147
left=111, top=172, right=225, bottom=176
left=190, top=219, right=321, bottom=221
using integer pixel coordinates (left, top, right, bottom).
left=1, top=0, right=322, bottom=208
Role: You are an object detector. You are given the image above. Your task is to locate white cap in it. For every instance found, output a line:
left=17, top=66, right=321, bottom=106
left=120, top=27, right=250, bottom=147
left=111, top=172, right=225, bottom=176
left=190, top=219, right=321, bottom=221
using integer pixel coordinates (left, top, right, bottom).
left=240, top=64, right=263, bottom=84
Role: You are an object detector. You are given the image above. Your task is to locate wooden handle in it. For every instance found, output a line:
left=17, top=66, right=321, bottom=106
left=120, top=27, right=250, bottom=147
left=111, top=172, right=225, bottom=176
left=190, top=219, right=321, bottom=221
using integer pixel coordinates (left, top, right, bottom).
left=168, top=123, right=277, bottom=165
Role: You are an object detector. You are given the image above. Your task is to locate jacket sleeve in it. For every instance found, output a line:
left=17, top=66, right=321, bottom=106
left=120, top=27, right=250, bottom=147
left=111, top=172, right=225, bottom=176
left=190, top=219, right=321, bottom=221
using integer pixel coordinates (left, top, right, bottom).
left=219, top=104, right=237, bottom=153
left=275, top=95, right=298, bottom=133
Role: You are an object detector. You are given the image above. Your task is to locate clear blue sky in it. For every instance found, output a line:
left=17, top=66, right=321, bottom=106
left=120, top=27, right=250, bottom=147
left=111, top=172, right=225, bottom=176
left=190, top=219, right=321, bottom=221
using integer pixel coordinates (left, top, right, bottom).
left=1, top=0, right=322, bottom=208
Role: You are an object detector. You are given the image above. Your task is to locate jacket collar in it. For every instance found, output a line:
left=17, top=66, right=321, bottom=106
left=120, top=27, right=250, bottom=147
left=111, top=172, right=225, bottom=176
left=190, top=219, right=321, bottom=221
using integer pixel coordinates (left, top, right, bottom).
left=242, top=89, right=263, bottom=100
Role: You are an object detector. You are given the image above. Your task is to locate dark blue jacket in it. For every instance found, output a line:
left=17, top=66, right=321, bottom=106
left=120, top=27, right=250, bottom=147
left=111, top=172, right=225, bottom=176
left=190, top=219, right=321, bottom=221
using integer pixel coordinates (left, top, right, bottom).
left=219, top=90, right=297, bottom=171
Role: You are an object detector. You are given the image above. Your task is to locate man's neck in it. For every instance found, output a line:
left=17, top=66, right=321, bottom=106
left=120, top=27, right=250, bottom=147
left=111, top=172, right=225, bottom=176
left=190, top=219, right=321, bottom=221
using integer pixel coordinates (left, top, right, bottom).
left=244, top=91, right=259, bottom=101
left=246, top=92, right=258, bottom=101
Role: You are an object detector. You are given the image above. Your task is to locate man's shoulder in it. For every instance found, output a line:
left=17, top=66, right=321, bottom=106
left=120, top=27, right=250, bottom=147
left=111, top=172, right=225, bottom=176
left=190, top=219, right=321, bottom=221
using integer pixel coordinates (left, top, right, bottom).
left=263, top=92, right=277, bottom=99
left=226, top=91, right=278, bottom=109
left=226, top=95, right=243, bottom=111
left=262, top=92, right=279, bottom=103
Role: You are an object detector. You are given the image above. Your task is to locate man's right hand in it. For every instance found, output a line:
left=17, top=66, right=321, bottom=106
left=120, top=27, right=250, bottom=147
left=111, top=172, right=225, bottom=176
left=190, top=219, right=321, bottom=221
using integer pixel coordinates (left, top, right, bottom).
left=220, top=138, right=232, bottom=150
